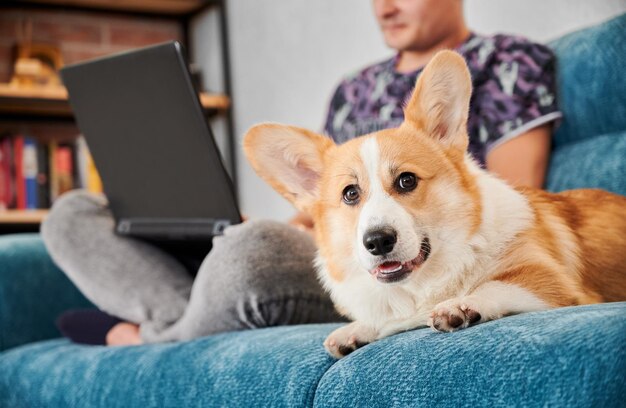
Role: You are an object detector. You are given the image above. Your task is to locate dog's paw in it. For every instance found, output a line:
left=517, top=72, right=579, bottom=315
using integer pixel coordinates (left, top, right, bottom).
left=428, top=297, right=483, bottom=332
left=323, top=322, right=377, bottom=359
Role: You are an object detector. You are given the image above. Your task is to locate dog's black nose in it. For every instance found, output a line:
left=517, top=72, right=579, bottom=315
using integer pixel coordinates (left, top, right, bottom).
left=363, top=228, right=397, bottom=256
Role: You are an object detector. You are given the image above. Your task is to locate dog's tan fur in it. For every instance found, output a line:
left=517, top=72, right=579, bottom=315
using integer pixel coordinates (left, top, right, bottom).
left=494, top=188, right=626, bottom=306
left=243, top=51, right=626, bottom=358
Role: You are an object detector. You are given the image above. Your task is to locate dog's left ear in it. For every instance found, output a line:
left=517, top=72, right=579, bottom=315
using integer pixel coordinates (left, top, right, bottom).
left=403, top=50, right=472, bottom=152
left=243, top=123, right=334, bottom=213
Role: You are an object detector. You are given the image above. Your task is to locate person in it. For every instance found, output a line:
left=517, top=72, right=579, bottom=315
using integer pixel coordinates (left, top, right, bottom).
left=43, top=0, right=560, bottom=346
left=325, top=0, right=559, bottom=188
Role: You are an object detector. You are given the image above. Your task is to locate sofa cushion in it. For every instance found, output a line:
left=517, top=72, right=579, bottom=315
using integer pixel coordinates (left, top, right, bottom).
left=0, top=324, right=340, bottom=408
left=2, top=304, right=625, bottom=407
left=546, top=130, right=626, bottom=195
left=548, top=14, right=626, bottom=148
left=313, top=303, right=626, bottom=408
left=0, top=234, right=93, bottom=351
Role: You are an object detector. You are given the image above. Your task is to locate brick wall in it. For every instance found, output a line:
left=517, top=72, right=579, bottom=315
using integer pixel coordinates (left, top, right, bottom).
left=0, top=7, right=184, bottom=144
left=0, top=7, right=183, bottom=83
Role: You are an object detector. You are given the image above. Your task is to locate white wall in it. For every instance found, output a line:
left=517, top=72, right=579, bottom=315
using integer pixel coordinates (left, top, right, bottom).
left=224, top=0, right=390, bottom=221
left=194, top=0, right=626, bottom=221
left=465, top=0, right=626, bottom=42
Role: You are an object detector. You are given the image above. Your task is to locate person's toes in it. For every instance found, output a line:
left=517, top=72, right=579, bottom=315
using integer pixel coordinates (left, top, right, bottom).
left=106, top=322, right=142, bottom=346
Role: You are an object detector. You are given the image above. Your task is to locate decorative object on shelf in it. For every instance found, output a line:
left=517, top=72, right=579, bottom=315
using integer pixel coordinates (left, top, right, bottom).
left=11, top=43, right=64, bottom=89
left=10, top=19, right=64, bottom=89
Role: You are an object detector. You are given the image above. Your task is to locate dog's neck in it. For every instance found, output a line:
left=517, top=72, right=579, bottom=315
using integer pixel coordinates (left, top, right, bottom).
left=465, top=155, right=534, bottom=258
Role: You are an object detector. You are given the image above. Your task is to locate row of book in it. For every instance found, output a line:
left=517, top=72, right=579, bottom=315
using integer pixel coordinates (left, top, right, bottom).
left=0, top=134, right=102, bottom=210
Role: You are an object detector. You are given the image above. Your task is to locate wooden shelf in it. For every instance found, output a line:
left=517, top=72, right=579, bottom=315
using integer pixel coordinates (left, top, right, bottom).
left=198, top=92, right=230, bottom=112
left=0, top=84, right=230, bottom=118
left=3, top=0, right=216, bottom=17
left=0, top=209, right=48, bottom=224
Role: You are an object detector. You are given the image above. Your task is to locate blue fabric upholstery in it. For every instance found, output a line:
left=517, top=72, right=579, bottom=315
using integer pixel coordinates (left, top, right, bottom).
left=2, top=304, right=624, bottom=407
left=544, top=13, right=626, bottom=196
left=546, top=130, right=626, bottom=194
left=313, top=303, right=626, bottom=408
left=0, top=234, right=93, bottom=352
left=548, top=13, right=626, bottom=149
left=0, top=324, right=339, bottom=408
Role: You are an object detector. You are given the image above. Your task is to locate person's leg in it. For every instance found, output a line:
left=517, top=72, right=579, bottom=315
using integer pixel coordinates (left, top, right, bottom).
left=41, top=190, right=195, bottom=337
left=142, top=219, right=344, bottom=343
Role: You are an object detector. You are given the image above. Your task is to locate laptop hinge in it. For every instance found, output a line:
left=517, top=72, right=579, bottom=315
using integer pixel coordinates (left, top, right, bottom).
left=116, top=218, right=232, bottom=239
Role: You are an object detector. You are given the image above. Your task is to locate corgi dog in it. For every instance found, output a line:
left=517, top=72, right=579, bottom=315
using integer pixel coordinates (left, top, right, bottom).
left=243, top=50, right=626, bottom=359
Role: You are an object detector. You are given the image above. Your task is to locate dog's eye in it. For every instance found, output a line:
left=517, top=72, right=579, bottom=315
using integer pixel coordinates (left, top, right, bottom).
left=396, top=172, right=417, bottom=192
left=342, top=185, right=360, bottom=205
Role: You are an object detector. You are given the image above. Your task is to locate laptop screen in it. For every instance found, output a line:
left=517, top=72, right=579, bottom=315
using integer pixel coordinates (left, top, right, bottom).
left=61, top=42, right=241, bottom=231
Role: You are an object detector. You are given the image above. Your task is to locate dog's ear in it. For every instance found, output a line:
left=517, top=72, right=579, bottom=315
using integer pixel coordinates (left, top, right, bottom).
left=243, top=123, right=334, bottom=213
left=403, top=50, right=472, bottom=152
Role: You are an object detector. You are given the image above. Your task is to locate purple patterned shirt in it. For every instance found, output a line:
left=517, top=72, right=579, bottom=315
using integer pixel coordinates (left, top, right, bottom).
left=323, top=33, right=561, bottom=166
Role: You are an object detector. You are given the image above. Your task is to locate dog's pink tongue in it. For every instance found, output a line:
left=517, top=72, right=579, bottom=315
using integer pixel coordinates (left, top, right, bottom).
left=378, top=261, right=402, bottom=272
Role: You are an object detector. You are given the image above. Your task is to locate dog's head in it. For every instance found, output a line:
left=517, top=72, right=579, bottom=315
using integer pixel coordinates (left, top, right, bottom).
left=244, top=51, right=481, bottom=288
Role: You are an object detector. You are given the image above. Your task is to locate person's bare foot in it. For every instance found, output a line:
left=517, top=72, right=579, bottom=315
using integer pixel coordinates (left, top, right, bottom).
left=106, top=322, right=142, bottom=346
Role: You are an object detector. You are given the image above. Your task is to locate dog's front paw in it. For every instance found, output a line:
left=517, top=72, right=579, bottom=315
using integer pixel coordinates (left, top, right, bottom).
left=428, top=297, right=483, bottom=332
left=323, top=322, right=377, bottom=359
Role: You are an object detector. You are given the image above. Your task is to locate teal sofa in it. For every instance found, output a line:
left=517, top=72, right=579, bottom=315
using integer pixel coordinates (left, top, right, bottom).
left=1, top=14, right=625, bottom=408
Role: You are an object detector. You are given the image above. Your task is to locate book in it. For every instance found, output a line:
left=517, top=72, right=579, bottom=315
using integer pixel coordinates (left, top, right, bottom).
left=76, top=136, right=103, bottom=194
left=0, top=135, right=14, bottom=210
left=86, top=152, right=103, bottom=194
left=0, top=134, right=95, bottom=209
left=36, top=141, right=50, bottom=208
left=23, top=137, right=39, bottom=209
left=13, top=135, right=26, bottom=209
left=56, top=145, right=73, bottom=197
left=48, top=140, right=58, bottom=203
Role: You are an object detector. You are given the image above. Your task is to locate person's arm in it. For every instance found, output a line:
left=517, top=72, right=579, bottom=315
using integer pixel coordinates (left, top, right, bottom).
left=475, top=37, right=560, bottom=190
left=486, top=124, right=551, bottom=189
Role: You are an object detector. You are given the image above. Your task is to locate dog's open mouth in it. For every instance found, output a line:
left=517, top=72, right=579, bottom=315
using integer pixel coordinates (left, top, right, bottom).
left=371, top=237, right=431, bottom=283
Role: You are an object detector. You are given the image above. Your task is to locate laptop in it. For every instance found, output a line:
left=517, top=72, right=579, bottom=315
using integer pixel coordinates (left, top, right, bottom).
left=61, top=41, right=242, bottom=242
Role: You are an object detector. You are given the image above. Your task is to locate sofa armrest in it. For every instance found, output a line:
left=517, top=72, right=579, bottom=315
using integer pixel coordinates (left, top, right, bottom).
left=0, top=234, right=93, bottom=351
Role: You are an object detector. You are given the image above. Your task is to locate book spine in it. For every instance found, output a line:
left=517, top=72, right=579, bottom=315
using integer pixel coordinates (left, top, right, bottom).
left=70, top=140, right=80, bottom=191
left=23, top=137, right=39, bottom=209
left=0, top=136, right=12, bottom=210
left=36, top=142, right=50, bottom=208
left=49, top=140, right=58, bottom=203
left=86, top=152, right=103, bottom=194
left=56, top=145, right=73, bottom=197
left=76, top=136, right=88, bottom=189
left=77, top=135, right=103, bottom=193
left=13, top=136, right=26, bottom=210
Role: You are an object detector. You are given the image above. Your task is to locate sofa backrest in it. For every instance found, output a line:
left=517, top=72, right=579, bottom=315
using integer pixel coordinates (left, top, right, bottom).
left=545, top=13, right=626, bottom=195
left=548, top=13, right=626, bottom=149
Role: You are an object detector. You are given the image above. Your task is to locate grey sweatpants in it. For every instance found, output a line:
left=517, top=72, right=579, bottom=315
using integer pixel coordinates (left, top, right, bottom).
left=40, top=190, right=342, bottom=343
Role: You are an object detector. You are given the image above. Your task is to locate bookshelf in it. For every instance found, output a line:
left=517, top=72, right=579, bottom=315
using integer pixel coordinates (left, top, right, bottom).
left=0, top=84, right=230, bottom=118
left=0, top=210, right=48, bottom=224
left=0, top=84, right=230, bottom=231
left=0, top=85, right=230, bottom=230
left=0, top=0, right=237, bottom=232
left=0, top=209, right=48, bottom=234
